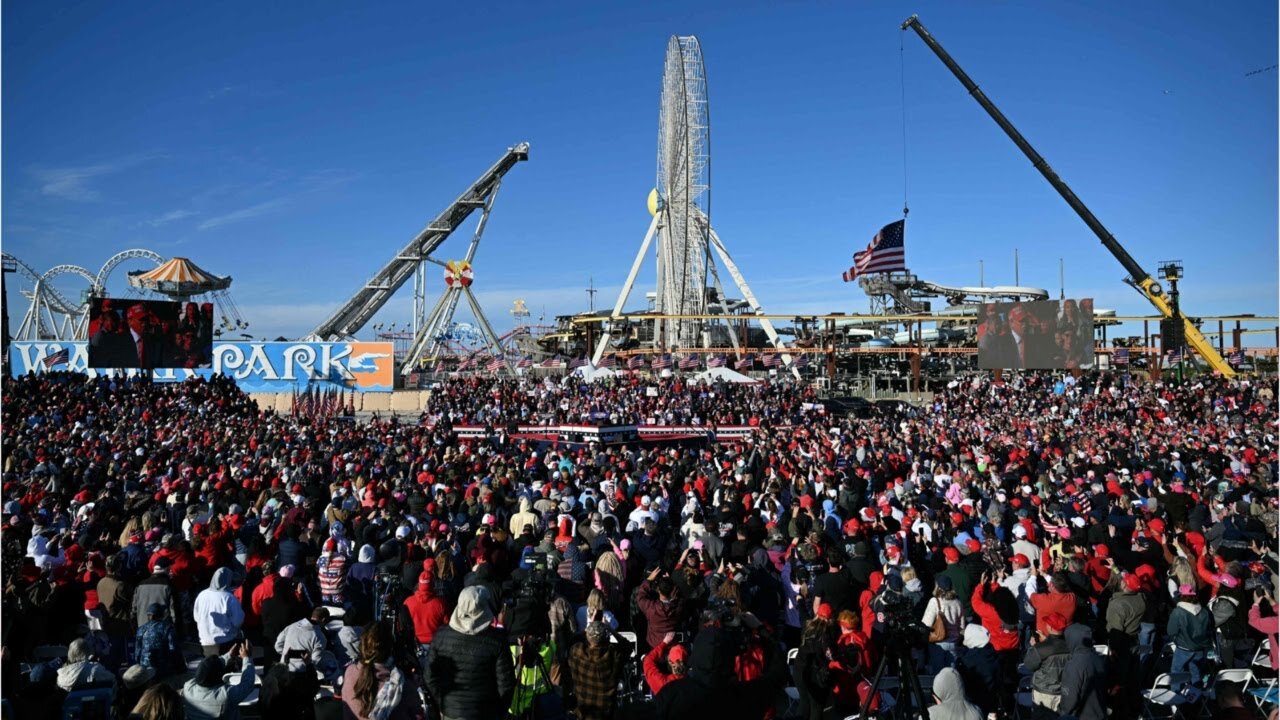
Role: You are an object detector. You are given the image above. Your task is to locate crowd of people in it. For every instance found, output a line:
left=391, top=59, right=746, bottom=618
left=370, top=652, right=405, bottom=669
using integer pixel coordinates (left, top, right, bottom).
left=1, top=368, right=1277, bottom=720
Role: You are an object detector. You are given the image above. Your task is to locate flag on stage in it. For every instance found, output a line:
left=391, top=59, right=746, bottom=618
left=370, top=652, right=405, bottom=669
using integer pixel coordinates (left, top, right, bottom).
left=599, top=354, right=617, bottom=369
left=1112, top=348, right=1129, bottom=366
left=517, top=356, right=533, bottom=369
left=707, top=354, right=726, bottom=368
left=540, top=356, right=562, bottom=368
left=487, top=355, right=505, bottom=373
left=843, top=219, right=906, bottom=282
left=763, top=353, right=781, bottom=368
left=627, top=355, right=646, bottom=369
left=41, top=348, right=70, bottom=370
left=652, top=354, right=672, bottom=369
left=1229, top=349, right=1244, bottom=367
left=678, top=355, right=700, bottom=370
left=735, top=354, right=755, bottom=370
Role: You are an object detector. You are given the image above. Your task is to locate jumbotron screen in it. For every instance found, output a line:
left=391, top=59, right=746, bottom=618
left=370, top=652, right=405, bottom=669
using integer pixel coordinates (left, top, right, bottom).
left=88, top=298, right=214, bottom=370
left=976, top=298, right=1094, bottom=370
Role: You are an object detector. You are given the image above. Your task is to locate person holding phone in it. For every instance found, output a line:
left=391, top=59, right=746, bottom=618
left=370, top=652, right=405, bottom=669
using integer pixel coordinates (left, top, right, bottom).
left=182, top=640, right=256, bottom=720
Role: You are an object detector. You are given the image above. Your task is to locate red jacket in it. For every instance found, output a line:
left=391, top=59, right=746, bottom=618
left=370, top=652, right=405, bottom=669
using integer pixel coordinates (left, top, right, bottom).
left=149, top=547, right=196, bottom=593
left=642, top=642, right=684, bottom=695
left=402, top=589, right=447, bottom=644
left=1028, top=589, right=1076, bottom=637
left=252, top=574, right=280, bottom=617
left=970, top=583, right=1021, bottom=652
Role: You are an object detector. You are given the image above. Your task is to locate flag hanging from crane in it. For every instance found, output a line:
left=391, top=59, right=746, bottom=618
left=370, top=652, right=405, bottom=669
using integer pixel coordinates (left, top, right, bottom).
left=1112, top=348, right=1129, bottom=366
left=1228, top=349, right=1244, bottom=367
left=1165, top=347, right=1184, bottom=365
left=843, top=219, right=906, bottom=282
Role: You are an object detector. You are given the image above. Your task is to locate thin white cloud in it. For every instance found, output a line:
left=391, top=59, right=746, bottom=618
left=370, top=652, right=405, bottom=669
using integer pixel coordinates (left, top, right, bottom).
left=147, top=209, right=198, bottom=227
left=30, top=153, right=164, bottom=201
left=197, top=199, right=288, bottom=231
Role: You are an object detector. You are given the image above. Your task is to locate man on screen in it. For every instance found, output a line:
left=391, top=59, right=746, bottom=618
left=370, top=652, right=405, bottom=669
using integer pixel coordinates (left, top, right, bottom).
left=89, top=307, right=136, bottom=368
left=978, top=308, right=1017, bottom=369
left=1007, top=303, right=1055, bottom=369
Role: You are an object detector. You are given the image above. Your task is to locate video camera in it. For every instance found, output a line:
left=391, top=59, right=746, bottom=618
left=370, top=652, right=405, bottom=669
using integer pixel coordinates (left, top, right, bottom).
left=871, top=586, right=928, bottom=648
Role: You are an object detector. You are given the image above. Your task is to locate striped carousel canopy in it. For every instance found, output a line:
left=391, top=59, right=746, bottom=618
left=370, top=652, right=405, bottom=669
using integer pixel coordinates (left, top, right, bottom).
left=127, top=256, right=232, bottom=296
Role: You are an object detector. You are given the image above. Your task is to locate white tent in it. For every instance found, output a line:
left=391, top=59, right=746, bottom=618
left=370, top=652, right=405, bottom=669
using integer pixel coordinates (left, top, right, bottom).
left=692, top=366, right=758, bottom=384
left=570, top=365, right=622, bottom=383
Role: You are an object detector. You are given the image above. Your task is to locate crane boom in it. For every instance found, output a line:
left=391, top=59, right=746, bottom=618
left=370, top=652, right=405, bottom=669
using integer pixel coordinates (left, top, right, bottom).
left=901, top=15, right=1235, bottom=377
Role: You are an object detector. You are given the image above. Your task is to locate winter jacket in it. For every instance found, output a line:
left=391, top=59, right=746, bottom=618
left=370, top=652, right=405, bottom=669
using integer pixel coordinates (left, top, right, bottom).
left=339, top=661, right=424, bottom=720
left=969, top=583, right=1020, bottom=651
left=1029, top=589, right=1077, bottom=636
left=1058, top=624, right=1106, bottom=720
left=643, top=641, right=685, bottom=696
left=1167, top=601, right=1214, bottom=652
left=194, top=567, right=244, bottom=646
left=509, top=497, right=540, bottom=537
left=182, top=659, right=255, bottom=720
left=637, top=579, right=687, bottom=649
left=927, top=667, right=982, bottom=720
left=135, top=618, right=183, bottom=676
left=424, top=610, right=515, bottom=719
left=96, top=574, right=133, bottom=637
left=55, top=660, right=114, bottom=691
left=1023, top=635, right=1070, bottom=697
left=952, top=622, right=998, bottom=712
left=274, top=617, right=327, bottom=666
left=939, top=564, right=975, bottom=615
left=132, top=573, right=175, bottom=629
left=1105, top=589, right=1145, bottom=637
left=402, top=588, right=448, bottom=644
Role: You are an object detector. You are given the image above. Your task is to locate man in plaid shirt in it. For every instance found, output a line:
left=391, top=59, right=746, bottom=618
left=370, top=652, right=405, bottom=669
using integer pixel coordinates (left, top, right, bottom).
left=568, top=621, right=632, bottom=720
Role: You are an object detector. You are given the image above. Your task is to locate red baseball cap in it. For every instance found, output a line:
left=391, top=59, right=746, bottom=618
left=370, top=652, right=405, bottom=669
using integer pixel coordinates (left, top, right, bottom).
left=1011, top=554, right=1030, bottom=568
left=1044, top=613, right=1069, bottom=633
left=668, top=644, right=689, bottom=662
left=943, top=547, right=961, bottom=563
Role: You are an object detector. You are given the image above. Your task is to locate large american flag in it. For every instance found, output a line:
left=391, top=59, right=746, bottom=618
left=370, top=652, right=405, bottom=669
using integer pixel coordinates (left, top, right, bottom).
left=652, top=354, right=673, bottom=369
left=599, top=354, right=617, bottom=369
left=540, top=356, right=563, bottom=368
left=41, top=348, right=70, bottom=370
left=678, top=355, right=700, bottom=370
left=486, top=355, right=505, bottom=373
left=1229, top=349, right=1244, bottom=367
left=843, top=219, right=906, bottom=282
left=794, top=353, right=810, bottom=369
left=517, top=356, right=533, bottom=369
left=762, top=353, right=781, bottom=368
left=627, top=355, right=646, bottom=369
left=1112, top=347, right=1129, bottom=366
left=735, top=354, right=755, bottom=370
left=707, top=354, right=727, bottom=368
left=569, top=356, right=588, bottom=370
left=1166, top=347, right=1184, bottom=364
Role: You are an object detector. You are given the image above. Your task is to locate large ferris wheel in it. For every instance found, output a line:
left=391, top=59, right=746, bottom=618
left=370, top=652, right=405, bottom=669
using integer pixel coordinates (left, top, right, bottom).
left=594, top=35, right=794, bottom=375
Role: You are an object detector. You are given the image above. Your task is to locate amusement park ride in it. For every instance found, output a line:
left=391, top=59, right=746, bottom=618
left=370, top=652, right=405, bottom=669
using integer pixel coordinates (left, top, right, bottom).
left=3, top=249, right=246, bottom=342
left=305, top=143, right=530, bottom=377
left=591, top=36, right=798, bottom=379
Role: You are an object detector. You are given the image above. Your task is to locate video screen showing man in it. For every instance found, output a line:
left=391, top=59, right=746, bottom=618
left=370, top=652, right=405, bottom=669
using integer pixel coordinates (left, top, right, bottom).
left=88, top=298, right=214, bottom=369
left=976, top=299, right=1092, bottom=370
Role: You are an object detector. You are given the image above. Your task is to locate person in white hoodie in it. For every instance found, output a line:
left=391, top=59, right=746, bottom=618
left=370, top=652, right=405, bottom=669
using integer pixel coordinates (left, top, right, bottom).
left=194, top=567, right=245, bottom=656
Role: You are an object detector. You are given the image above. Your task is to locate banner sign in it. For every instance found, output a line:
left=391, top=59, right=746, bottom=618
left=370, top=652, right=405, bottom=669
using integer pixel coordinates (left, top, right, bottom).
left=10, top=341, right=395, bottom=392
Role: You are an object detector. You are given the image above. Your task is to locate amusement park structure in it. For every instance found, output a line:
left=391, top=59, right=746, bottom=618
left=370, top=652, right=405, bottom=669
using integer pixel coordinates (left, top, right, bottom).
left=592, top=36, right=797, bottom=378
left=306, top=143, right=530, bottom=377
left=5, top=249, right=246, bottom=342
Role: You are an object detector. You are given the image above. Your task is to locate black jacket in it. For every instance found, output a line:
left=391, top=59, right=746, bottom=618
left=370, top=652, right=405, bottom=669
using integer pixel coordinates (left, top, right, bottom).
left=425, top=624, right=515, bottom=719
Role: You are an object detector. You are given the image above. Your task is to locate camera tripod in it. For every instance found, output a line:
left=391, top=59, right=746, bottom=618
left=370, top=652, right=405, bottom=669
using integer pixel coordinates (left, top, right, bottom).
left=512, top=636, right=562, bottom=720
left=859, top=638, right=930, bottom=720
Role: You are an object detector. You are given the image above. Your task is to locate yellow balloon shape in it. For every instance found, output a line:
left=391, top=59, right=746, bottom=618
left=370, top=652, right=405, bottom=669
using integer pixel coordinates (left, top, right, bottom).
left=647, top=188, right=660, bottom=217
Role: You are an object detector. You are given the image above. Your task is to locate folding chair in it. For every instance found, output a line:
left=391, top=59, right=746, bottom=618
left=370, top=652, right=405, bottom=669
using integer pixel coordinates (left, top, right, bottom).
left=61, top=686, right=113, bottom=720
left=1141, top=672, right=1194, bottom=720
left=783, top=648, right=801, bottom=718
left=1251, top=639, right=1272, bottom=670
left=1247, top=678, right=1279, bottom=711
left=1094, top=643, right=1110, bottom=657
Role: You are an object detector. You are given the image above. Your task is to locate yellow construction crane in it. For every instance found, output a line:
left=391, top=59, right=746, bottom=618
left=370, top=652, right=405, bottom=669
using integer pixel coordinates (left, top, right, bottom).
left=902, top=15, right=1235, bottom=377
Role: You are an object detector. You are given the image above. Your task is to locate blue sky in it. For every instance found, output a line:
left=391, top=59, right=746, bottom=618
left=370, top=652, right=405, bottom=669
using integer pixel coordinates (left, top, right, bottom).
left=4, top=1, right=1276, bottom=344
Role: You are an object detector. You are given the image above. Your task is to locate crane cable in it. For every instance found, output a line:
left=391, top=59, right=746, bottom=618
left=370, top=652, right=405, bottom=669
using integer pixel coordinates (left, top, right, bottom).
left=900, top=29, right=910, bottom=219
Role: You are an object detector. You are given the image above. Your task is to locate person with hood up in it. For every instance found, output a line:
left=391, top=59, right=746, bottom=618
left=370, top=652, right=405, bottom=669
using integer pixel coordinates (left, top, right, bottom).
left=181, top=641, right=256, bottom=720
left=1167, top=583, right=1215, bottom=680
left=194, top=566, right=245, bottom=656
left=509, top=495, right=540, bottom=537
left=1058, top=623, right=1107, bottom=720
left=643, top=631, right=689, bottom=696
left=56, top=637, right=115, bottom=691
left=424, top=585, right=515, bottom=720
left=402, top=568, right=448, bottom=675
left=927, top=667, right=982, bottom=720
left=954, top=624, right=999, bottom=718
